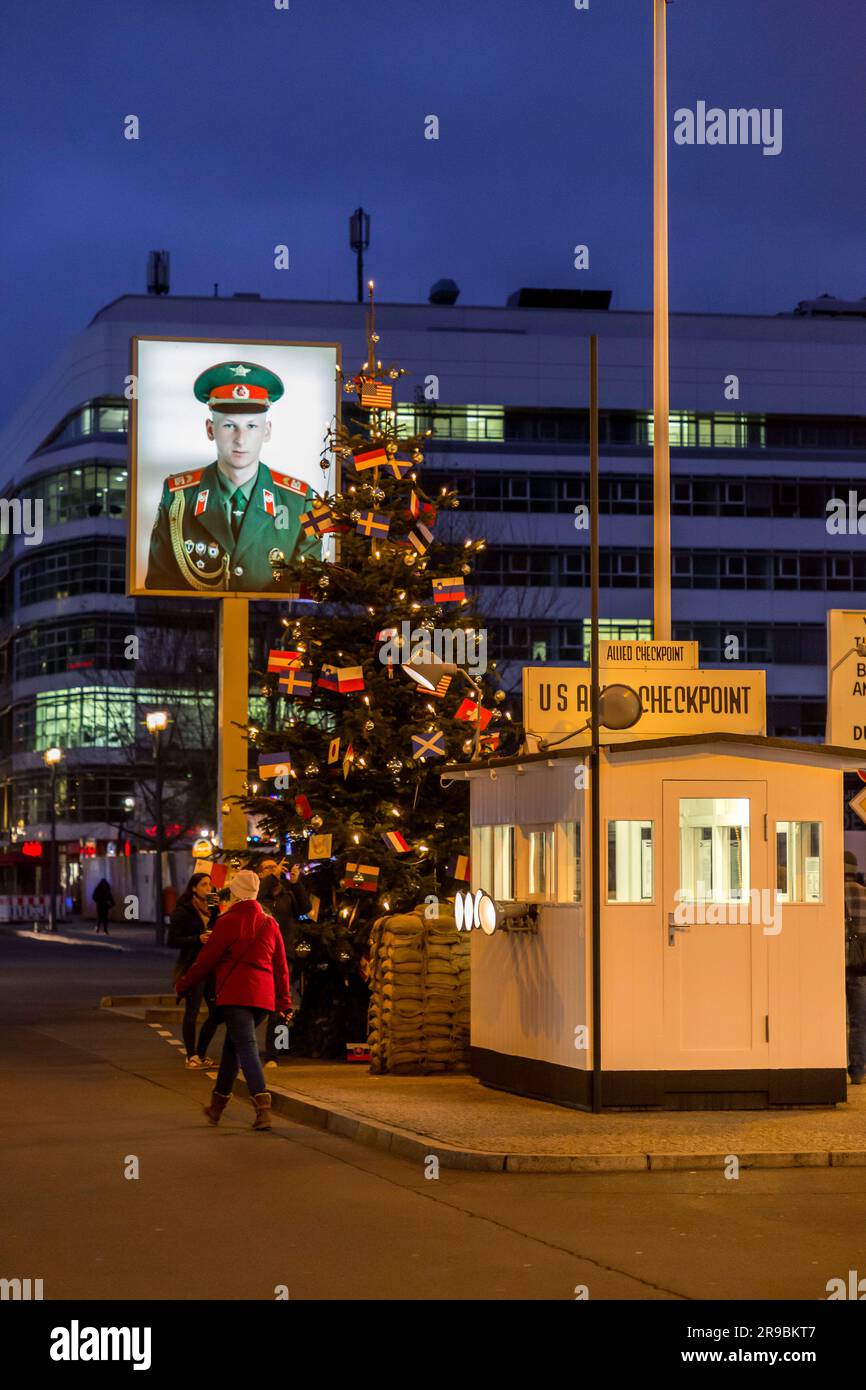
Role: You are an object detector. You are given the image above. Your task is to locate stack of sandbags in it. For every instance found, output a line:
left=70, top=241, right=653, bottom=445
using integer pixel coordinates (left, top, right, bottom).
left=367, top=902, right=471, bottom=1074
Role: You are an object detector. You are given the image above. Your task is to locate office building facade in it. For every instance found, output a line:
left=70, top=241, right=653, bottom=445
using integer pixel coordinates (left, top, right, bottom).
left=2, top=287, right=864, bottom=896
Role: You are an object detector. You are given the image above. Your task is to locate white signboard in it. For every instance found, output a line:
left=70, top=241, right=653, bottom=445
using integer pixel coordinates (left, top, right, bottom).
left=826, top=610, right=866, bottom=747
left=523, top=666, right=766, bottom=749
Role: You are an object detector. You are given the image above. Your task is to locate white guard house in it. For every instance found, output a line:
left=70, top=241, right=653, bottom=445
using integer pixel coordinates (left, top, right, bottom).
left=446, top=644, right=864, bottom=1110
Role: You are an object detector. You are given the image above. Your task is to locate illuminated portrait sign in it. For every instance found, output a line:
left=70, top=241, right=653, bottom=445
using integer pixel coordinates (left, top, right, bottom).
left=128, top=336, right=340, bottom=598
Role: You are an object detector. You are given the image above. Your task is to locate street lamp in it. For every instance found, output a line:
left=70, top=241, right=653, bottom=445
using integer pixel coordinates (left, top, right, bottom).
left=145, top=710, right=169, bottom=944
left=43, top=747, right=63, bottom=931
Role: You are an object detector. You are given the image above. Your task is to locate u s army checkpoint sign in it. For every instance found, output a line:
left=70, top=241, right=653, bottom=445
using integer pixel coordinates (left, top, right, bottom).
left=523, top=664, right=766, bottom=749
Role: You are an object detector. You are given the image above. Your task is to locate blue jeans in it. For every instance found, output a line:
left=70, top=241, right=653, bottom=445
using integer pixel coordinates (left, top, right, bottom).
left=215, top=1006, right=268, bottom=1097
left=846, top=973, right=866, bottom=1079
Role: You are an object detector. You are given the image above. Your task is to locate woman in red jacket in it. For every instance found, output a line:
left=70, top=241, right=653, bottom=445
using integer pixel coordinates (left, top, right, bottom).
left=176, top=869, right=290, bottom=1131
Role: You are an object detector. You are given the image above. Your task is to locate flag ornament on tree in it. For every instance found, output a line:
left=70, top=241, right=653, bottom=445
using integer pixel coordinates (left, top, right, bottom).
left=318, top=665, right=365, bottom=694
left=341, top=862, right=380, bottom=891
left=382, top=829, right=411, bottom=853
left=258, top=752, right=292, bottom=779
left=408, top=490, right=436, bottom=523
left=327, top=736, right=341, bottom=765
left=412, top=730, right=446, bottom=761
left=294, top=794, right=313, bottom=821
left=448, top=854, right=471, bottom=882
left=407, top=521, right=434, bottom=555
left=432, top=576, right=466, bottom=604
left=278, top=669, right=313, bottom=698
left=355, top=511, right=390, bottom=541
left=352, top=447, right=388, bottom=472
left=267, top=649, right=302, bottom=673
left=308, top=833, right=333, bottom=860
left=342, top=742, right=355, bottom=779
left=454, top=698, right=493, bottom=730
left=359, top=380, right=392, bottom=408
left=381, top=454, right=413, bottom=480
left=299, top=500, right=339, bottom=537
left=415, top=672, right=452, bottom=699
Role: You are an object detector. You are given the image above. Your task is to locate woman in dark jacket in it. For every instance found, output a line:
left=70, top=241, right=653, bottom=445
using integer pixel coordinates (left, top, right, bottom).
left=176, top=870, right=290, bottom=1131
left=168, top=873, right=219, bottom=1069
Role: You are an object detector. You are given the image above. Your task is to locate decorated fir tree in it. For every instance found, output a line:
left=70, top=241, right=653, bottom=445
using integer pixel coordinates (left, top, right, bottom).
left=239, top=289, right=518, bottom=1053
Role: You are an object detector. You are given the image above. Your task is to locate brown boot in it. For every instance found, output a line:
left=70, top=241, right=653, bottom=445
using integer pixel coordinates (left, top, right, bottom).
left=251, top=1092, right=272, bottom=1131
left=203, top=1090, right=232, bottom=1125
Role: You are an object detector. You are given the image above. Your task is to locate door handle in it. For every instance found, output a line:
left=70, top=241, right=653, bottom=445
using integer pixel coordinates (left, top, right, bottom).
left=668, top=912, right=690, bottom=946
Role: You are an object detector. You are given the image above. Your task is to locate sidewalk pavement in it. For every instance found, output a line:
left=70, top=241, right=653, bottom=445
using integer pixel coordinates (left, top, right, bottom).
left=101, top=994, right=866, bottom=1173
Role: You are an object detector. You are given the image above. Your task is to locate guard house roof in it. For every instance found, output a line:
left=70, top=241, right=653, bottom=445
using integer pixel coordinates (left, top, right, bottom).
left=442, top=734, right=866, bottom=777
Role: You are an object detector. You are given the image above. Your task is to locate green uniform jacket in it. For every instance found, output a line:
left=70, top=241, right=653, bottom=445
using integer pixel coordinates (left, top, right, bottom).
left=144, top=460, right=320, bottom=593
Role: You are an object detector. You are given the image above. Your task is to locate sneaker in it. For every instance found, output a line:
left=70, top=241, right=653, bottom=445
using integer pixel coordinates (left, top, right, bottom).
left=198, top=1056, right=217, bottom=1067
left=185, top=1056, right=204, bottom=1069
left=264, top=1059, right=278, bottom=1069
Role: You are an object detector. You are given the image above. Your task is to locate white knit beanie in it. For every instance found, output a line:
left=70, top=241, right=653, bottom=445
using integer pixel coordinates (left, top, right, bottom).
left=229, top=869, right=260, bottom=901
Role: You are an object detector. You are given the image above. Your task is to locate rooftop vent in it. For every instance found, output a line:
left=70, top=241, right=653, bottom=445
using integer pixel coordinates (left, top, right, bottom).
left=507, top=287, right=612, bottom=310
left=232, top=292, right=262, bottom=300
left=794, top=293, right=866, bottom=318
left=429, top=278, right=460, bottom=305
left=147, top=250, right=170, bottom=296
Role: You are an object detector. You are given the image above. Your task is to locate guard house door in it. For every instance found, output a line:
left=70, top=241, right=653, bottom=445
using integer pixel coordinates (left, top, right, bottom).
left=661, top=781, right=770, bottom=1071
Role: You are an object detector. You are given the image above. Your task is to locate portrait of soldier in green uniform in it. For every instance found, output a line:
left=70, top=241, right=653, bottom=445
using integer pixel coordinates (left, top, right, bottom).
left=145, top=360, right=320, bottom=592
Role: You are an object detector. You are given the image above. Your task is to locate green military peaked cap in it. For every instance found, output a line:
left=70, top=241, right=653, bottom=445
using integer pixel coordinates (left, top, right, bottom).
left=193, top=360, right=285, bottom=414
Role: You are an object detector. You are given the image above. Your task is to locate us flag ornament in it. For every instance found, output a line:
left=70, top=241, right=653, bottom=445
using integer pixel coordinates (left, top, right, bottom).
left=258, top=752, right=292, bottom=779
left=278, top=668, right=313, bottom=698
left=359, top=380, right=393, bottom=409
left=411, top=729, right=446, bottom=762
left=431, top=577, right=465, bottom=604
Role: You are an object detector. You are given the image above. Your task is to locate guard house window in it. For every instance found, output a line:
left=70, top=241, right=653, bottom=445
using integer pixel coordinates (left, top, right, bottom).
left=607, top=821, right=653, bottom=903
left=493, top=825, right=515, bottom=901
left=679, top=798, right=750, bottom=903
left=526, top=828, right=555, bottom=901
left=470, top=826, right=493, bottom=894
left=559, top=822, right=582, bottom=903
left=471, top=823, right=525, bottom=900
left=776, top=821, right=822, bottom=903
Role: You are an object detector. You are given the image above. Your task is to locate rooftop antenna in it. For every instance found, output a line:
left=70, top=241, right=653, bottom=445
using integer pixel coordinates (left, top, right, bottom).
left=349, top=207, right=371, bottom=304
left=147, top=250, right=170, bottom=296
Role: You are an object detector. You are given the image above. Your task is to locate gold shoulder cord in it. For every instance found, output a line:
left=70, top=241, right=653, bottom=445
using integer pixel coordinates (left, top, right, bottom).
left=168, top=490, right=229, bottom=591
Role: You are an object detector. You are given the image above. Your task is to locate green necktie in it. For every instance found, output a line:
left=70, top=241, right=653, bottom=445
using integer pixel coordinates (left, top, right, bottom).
left=230, top=487, right=246, bottom=540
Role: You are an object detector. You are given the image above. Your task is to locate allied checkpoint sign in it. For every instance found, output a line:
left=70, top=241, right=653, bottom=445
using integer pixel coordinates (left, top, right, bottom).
left=524, top=648, right=766, bottom=750
left=826, top=610, right=866, bottom=747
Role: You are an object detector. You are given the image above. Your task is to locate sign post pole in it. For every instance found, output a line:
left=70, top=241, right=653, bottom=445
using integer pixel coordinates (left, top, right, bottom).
left=589, top=335, right=603, bottom=1114
left=218, top=599, right=251, bottom=855
left=653, top=0, right=672, bottom=641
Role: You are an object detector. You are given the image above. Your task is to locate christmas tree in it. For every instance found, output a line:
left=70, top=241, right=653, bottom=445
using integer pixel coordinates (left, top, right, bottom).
left=240, top=286, right=518, bottom=1055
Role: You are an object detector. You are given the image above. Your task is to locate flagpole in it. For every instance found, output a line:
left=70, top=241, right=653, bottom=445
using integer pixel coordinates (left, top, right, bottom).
left=653, top=0, right=672, bottom=640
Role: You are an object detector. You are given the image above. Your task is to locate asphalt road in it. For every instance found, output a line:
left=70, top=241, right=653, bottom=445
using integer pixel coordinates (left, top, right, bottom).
left=2, top=927, right=865, bottom=1302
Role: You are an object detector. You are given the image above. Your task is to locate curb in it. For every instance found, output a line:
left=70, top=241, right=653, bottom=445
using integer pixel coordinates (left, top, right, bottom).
left=100, top=999, right=866, bottom=1174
